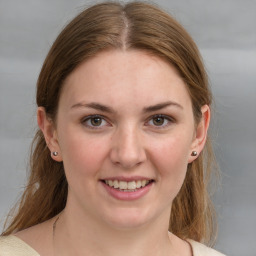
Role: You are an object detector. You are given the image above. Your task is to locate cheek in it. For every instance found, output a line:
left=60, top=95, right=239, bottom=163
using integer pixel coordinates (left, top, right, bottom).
left=60, top=135, right=110, bottom=201
left=149, top=134, right=191, bottom=184
left=151, top=134, right=191, bottom=165
left=58, top=130, right=109, bottom=178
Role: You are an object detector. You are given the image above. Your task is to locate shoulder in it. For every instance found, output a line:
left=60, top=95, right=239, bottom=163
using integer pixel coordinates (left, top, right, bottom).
left=188, top=240, right=227, bottom=256
left=2, top=217, right=55, bottom=256
left=0, top=235, right=40, bottom=256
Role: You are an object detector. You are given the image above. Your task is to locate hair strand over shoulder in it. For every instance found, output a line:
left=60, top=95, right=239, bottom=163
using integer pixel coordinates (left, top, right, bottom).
left=2, top=1, right=219, bottom=246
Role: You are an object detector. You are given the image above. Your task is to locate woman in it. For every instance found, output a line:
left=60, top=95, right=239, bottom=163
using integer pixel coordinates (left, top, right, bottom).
left=0, top=1, right=226, bottom=255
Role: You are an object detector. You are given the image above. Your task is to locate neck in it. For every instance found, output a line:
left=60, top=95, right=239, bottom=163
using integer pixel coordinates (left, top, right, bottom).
left=53, top=207, right=176, bottom=256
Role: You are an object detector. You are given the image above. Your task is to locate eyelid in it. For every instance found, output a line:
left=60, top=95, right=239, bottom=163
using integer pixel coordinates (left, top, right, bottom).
left=145, top=114, right=175, bottom=128
left=81, top=114, right=175, bottom=130
left=81, top=114, right=111, bottom=129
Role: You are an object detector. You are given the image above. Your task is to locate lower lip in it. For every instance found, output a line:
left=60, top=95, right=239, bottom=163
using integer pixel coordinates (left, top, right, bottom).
left=101, top=181, right=153, bottom=201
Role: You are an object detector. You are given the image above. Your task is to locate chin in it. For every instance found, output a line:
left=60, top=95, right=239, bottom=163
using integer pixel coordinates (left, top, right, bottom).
left=102, top=208, right=153, bottom=231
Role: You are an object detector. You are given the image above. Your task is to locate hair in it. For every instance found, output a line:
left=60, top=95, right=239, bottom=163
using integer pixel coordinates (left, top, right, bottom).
left=2, top=1, right=218, bottom=245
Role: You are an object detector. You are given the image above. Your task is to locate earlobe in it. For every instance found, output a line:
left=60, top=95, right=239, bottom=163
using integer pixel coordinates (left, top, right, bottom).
left=188, top=105, right=210, bottom=163
left=37, top=107, right=63, bottom=162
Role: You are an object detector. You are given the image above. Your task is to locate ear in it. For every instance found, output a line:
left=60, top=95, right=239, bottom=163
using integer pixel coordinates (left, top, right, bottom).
left=37, top=107, right=63, bottom=162
left=188, top=104, right=210, bottom=163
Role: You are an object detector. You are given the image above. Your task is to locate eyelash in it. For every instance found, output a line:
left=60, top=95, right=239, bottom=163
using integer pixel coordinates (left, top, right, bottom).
left=81, top=114, right=175, bottom=130
left=146, top=114, right=175, bottom=129
left=81, top=115, right=109, bottom=130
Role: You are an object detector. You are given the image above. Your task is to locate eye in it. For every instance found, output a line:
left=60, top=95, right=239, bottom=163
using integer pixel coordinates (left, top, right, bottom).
left=82, top=115, right=109, bottom=129
left=147, top=114, right=174, bottom=128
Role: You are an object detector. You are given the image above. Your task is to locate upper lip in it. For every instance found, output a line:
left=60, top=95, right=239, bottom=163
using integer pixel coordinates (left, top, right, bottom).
left=100, top=176, right=154, bottom=182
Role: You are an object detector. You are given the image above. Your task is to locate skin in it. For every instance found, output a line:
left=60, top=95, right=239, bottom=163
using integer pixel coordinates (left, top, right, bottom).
left=16, top=50, right=210, bottom=256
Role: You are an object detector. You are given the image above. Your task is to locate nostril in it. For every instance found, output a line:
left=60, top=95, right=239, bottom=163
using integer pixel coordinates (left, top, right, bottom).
left=110, top=147, right=147, bottom=169
left=109, top=130, right=147, bottom=169
left=114, top=160, right=143, bottom=169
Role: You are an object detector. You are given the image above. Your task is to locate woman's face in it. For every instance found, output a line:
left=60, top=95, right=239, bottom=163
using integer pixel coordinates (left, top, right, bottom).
left=44, top=50, right=208, bottom=229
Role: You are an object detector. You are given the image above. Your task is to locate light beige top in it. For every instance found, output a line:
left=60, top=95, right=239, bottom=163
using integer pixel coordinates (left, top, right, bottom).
left=0, top=235, right=226, bottom=256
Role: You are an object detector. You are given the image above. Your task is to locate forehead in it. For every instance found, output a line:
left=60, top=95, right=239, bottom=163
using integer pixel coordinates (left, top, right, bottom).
left=60, top=50, right=192, bottom=112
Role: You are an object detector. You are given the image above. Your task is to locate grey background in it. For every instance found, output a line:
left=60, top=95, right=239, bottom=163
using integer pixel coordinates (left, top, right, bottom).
left=0, top=0, right=255, bottom=255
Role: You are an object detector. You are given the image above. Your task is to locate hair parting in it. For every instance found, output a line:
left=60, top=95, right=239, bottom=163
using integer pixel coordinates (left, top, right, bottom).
left=2, top=1, right=218, bottom=246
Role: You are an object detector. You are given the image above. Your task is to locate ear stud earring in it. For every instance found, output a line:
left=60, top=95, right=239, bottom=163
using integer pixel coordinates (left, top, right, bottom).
left=191, top=151, right=197, bottom=156
left=52, top=152, right=58, bottom=156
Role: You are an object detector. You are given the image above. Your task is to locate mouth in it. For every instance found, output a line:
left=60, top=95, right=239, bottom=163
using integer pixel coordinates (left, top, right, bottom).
left=100, top=179, right=154, bottom=192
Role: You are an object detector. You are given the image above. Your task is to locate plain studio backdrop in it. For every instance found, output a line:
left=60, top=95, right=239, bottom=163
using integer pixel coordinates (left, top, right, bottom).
left=0, top=1, right=255, bottom=255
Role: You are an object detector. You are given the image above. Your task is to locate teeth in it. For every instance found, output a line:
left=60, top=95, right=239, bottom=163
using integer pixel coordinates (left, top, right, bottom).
left=136, top=180, right=141, bottom=188
left=119, top=181, right=128, bottom=189
left=113, top=180, right=119, bottom=189
left=128, top=181, right=136, bottom=190
left=104, top=179, right=151, bottom=190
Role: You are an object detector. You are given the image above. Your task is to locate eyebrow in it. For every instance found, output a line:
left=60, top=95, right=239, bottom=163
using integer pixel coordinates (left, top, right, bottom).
left=143, top=101, right=183, bottom=112
left=71, top=102, right=115, bottom=113
left=70, top=101, right=183, bottom=113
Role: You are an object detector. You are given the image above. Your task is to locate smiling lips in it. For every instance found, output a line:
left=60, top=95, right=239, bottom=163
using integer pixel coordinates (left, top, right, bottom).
left=104, top=179, right=152, bottom=192
left=101, top=176, right=154, bottom=200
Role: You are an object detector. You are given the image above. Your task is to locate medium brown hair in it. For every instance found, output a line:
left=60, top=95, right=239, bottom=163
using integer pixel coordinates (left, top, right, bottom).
left=2, top=1, right=217, bottom=245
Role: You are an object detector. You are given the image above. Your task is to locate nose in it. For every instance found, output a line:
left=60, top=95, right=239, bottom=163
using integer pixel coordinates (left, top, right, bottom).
left=110, top=126, right=147, bottom=169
